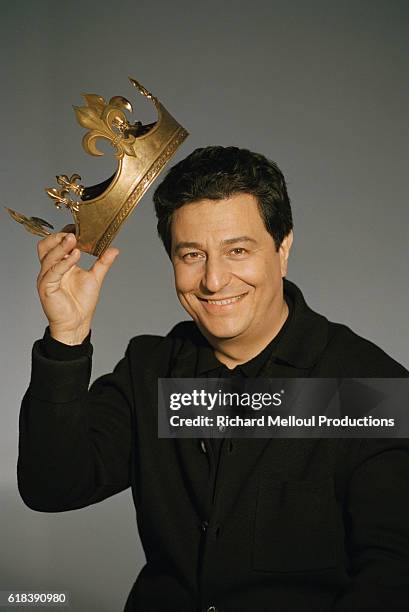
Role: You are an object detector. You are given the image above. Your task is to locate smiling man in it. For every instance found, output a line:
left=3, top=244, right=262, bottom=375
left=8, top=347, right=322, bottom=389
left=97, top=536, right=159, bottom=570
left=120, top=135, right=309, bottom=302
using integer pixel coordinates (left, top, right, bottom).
left=18, top=146, right=409, bottom=612
left=171, top=193, right=292, bottom=366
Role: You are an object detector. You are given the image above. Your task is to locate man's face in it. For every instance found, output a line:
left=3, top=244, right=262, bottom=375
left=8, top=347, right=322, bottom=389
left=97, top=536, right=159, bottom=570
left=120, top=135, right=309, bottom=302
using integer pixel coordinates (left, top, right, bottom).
left=170, top=193, right=292, bottom=346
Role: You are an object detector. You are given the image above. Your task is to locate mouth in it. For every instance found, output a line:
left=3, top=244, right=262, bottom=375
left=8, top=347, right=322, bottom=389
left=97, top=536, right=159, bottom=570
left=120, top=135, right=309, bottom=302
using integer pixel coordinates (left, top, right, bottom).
left=197, top=292, right=248, bottom=306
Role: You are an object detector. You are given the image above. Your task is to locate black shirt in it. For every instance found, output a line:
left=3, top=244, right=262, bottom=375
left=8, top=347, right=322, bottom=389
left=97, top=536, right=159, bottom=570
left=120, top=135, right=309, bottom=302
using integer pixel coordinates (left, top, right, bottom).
left=196, top=296, right=294, bottom=515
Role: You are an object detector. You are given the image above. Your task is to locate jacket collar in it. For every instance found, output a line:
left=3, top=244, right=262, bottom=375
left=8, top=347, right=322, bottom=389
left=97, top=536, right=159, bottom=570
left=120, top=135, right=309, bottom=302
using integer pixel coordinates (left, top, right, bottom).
left=273, top=278, right=329, bottom=369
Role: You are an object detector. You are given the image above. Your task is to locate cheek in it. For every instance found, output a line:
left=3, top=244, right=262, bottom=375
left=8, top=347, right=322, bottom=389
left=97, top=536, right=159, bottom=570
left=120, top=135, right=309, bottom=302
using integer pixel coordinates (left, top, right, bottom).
left=232, top=256, right=281, bottom=294
left=173, top=264, right=201, bottom=293
left=231, top=259, right=268, bottom=285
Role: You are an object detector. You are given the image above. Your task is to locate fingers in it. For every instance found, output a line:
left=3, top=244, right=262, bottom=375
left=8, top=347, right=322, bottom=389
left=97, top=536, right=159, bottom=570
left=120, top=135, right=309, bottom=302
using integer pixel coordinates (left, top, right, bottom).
left=38, top=249, right=81, bottom=291
left=37, top=232, right=72, bottom=263
left=37, top=232, right=119, bottom=291
left=37, top=233, right=80, bottom=287
left=89, top=247, right=120, bottom=286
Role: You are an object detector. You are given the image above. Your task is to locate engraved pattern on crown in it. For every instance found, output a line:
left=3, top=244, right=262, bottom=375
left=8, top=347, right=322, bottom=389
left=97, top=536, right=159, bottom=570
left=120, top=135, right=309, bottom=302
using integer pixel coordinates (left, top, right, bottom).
left=95, top=127, right=189, bottom=255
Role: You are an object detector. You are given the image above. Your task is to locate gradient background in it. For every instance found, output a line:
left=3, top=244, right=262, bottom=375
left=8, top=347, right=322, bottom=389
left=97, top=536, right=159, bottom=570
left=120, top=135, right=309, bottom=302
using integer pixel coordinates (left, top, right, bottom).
left=1, top=1, right=408, bottom=610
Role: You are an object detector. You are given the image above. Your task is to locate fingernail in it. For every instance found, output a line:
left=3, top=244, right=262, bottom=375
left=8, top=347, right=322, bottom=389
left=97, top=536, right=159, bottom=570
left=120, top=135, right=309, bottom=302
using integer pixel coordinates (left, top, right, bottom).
left=64, top=233, right=74, bottom=242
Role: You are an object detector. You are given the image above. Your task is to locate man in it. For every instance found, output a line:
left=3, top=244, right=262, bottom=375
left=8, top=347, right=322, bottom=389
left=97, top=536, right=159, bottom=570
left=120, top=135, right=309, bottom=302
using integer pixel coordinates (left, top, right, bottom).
left=18, top=147, right=409, bottom=611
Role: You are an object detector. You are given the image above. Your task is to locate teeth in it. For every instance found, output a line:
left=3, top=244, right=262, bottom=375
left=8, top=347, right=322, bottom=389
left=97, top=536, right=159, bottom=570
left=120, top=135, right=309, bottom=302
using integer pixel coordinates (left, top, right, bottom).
left=207, top=294, right=245, bottom=305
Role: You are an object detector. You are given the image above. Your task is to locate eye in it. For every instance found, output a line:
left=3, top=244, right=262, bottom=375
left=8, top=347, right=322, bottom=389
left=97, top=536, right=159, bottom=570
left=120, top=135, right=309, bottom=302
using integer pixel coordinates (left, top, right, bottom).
left=229, top=247, right=247, bottom=256
left=183, top=251, right=205, bottom=261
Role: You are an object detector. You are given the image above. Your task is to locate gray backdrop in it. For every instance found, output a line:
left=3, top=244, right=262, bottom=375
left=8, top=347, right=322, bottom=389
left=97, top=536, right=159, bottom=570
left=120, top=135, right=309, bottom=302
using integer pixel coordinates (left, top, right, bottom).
left=1, top=1, right=408, bottom=610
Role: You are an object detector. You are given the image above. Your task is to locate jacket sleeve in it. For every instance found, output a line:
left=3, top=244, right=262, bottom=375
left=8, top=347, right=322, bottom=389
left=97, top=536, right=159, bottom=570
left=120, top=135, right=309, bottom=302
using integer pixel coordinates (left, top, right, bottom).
left=17, top=328, right=134, bottom=512
left=333, top=438, right=409, bottom=611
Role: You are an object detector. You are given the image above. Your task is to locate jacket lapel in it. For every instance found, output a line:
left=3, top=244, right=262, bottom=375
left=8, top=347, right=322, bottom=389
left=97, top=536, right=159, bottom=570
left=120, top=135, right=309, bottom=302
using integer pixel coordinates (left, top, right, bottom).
left=167, top=334, right=211, bottom=518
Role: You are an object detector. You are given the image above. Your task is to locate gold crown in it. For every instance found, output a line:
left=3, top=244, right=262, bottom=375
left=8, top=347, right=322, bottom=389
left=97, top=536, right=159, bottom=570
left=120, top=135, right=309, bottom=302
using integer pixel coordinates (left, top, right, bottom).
left=6, top=77, right=188, bottom=256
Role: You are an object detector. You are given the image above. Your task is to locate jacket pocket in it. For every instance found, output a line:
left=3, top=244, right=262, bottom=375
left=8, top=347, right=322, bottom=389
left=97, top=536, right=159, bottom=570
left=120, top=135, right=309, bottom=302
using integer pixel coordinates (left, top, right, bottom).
left=253, top=476, right=337, bottom=572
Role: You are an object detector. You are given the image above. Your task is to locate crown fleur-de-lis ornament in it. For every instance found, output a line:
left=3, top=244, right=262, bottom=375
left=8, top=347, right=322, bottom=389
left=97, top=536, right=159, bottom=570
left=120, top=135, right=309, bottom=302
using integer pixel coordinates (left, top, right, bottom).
left=45, top=174, right=84, bottom=213
left=6, top=78, right=188, bottom=256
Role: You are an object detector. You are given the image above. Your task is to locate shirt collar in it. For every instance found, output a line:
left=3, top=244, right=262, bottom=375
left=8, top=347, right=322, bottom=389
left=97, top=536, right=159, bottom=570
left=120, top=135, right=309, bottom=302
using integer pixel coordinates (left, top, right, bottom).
left=196, top=335, right=275, bottom=377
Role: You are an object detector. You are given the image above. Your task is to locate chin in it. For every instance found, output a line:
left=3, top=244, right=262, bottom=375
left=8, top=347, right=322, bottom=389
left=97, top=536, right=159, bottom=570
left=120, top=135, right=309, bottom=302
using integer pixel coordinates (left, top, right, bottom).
left=198, top=320, right=248, bottom=341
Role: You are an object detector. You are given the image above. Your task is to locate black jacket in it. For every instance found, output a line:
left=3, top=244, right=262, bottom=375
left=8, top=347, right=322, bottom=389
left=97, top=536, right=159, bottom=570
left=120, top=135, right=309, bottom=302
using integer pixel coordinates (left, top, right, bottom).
left=18, top=280, right=409, bottom=612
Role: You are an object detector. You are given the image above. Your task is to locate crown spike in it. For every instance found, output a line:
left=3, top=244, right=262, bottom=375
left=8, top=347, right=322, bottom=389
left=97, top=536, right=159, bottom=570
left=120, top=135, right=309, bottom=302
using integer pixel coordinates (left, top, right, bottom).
left=128, top=77, right=155, bottom=101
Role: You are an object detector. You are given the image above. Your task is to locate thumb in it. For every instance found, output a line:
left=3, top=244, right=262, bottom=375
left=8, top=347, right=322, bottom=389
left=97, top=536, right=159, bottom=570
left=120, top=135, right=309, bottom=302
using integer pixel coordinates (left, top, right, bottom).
left=90, top=247, right=120, bottom=286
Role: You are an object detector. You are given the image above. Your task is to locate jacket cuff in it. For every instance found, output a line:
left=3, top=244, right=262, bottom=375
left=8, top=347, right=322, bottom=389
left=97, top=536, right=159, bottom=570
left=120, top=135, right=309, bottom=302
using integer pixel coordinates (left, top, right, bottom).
left=42, top=325, right=92, bottom=361
left=30, top=331, right=93, bottom=402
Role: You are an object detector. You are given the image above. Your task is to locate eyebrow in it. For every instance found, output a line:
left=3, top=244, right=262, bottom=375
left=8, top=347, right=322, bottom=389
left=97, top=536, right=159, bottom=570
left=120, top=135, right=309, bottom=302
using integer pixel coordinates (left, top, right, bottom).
left=174, top=236, right=257, bottom=253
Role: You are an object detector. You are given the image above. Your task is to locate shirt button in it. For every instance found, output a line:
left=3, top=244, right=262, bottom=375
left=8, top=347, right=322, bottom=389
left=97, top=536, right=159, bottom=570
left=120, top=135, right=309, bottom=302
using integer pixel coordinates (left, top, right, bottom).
left=200, top=439, right=207, bottom=453
left=206, top=607, right=218, bottom=612
left=201, top=520, right=209, bottom=532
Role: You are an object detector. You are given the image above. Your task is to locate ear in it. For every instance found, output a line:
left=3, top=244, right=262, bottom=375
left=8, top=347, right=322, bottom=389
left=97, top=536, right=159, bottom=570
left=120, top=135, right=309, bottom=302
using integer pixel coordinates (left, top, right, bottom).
left=279, top=230, right=293, bottom=277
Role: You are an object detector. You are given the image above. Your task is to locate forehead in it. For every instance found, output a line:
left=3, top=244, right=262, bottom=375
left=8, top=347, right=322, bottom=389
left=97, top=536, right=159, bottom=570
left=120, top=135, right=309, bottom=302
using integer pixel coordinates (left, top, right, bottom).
left=171, top=193, right=267, bottom=241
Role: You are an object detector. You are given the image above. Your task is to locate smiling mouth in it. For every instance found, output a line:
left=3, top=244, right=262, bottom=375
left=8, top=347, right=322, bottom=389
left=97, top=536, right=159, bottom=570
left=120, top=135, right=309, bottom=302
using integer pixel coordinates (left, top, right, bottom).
left=198, top=292, right=248, bottom=305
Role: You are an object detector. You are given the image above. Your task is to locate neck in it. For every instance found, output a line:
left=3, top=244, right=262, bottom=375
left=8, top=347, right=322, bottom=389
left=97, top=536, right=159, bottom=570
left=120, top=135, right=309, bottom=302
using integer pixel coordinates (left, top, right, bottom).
left=210, top=297, right=289, bottom=370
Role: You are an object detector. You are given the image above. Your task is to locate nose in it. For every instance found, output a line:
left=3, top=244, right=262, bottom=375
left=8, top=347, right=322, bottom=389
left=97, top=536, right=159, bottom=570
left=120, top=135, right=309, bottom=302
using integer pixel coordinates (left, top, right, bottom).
left=201, top=254, right=231, bottom=294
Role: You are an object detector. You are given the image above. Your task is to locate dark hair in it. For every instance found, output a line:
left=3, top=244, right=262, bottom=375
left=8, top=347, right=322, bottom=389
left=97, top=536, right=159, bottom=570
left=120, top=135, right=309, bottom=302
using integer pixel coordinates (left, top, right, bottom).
left=153, top=145, right=293, bottom=256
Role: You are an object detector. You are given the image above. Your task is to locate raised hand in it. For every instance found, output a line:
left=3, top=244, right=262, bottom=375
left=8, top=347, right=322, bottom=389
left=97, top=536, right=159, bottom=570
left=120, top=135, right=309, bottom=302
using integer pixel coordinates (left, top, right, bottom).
left=36, top=232, right=119, bottom=345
